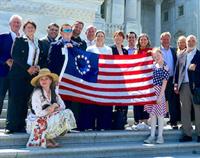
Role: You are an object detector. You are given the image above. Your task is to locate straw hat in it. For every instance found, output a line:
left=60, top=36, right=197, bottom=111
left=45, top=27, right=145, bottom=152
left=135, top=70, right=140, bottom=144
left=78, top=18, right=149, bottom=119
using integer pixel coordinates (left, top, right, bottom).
left=31, top=68, right=59, bottom=87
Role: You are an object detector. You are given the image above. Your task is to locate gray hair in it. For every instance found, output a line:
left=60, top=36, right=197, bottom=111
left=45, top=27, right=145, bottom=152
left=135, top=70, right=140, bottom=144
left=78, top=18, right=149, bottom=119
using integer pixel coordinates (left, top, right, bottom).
left=86, top=25, right=96, bottom=32
left=160, top=32, right=171, bottom=39
left=9, top=14, right=22, bottom=24
left=186, top=34, right=197, bottom=43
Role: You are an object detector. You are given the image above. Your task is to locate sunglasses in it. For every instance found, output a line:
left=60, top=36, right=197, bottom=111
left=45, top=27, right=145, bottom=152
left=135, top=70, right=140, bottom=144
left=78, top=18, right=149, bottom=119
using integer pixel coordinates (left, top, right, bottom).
left=62, top=29, right=72, bottom=33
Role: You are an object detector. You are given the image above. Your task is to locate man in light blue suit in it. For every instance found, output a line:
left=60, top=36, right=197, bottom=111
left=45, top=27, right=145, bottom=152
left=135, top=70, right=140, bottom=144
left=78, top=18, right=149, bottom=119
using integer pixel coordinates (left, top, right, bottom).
left=0, top=15, right=22, bottom=114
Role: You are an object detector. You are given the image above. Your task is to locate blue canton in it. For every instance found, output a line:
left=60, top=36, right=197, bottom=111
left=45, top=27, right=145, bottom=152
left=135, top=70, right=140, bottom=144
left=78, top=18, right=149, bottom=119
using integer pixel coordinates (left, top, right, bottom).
left=65, top=47, right=99, bottom=83
left=153, top=63, right=169, bottom=86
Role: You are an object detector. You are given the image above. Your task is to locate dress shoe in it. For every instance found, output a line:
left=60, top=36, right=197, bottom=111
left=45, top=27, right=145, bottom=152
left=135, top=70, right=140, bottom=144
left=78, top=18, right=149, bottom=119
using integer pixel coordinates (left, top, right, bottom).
left=179, top=135, right=192, bottom=142
left=4, top=129, right=14, bottom=134
left=197, top=136, right=200, bottom=142
left=17, top=128, right=26, bottom=133
left=172, top=125, right=178, bottom=130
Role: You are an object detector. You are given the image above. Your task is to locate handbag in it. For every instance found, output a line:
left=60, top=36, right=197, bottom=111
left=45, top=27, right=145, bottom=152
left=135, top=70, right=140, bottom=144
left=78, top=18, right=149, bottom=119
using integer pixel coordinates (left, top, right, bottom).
left=193, top=87, right=200, bottom=105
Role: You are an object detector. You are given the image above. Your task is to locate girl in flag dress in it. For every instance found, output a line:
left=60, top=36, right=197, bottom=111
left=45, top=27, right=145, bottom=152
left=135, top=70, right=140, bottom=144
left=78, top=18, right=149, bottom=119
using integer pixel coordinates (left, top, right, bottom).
left=26, top=68, right=76, bottom=148
left=144, top=48, right=169, bottom=144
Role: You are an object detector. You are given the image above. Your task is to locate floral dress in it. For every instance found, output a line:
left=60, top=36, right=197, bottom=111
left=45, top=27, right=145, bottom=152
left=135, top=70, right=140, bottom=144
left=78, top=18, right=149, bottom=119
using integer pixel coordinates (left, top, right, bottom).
left=26, top=89, right=77, bottom=148
left=144, top=63, right=169, bottom=116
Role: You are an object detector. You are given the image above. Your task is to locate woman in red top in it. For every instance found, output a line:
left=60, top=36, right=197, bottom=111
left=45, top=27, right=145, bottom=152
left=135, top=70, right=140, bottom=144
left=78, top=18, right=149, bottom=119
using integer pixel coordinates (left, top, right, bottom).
left=133, top=33, right=152, bottom=130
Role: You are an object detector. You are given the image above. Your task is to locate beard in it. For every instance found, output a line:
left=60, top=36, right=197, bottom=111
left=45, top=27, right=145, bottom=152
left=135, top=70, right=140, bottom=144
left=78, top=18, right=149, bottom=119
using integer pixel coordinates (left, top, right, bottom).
left=187, top=46, right=196, bottom=52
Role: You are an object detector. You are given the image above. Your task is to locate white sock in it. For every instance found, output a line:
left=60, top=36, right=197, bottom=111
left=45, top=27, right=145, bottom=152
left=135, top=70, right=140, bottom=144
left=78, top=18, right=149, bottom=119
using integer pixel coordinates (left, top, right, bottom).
left=158, top=116, right=164, bottom=137
left=150, top=114, right=156, bottom=138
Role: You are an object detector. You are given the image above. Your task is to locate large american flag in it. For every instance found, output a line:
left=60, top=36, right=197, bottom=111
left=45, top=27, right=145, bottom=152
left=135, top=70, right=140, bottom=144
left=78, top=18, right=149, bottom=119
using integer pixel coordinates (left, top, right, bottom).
left=59, top=47, right=156, bottom=106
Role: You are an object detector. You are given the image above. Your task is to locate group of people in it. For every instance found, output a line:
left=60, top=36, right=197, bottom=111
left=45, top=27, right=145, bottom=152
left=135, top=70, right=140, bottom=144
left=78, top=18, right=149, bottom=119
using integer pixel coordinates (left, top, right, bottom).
left=0, top=14, right=200, bottom=148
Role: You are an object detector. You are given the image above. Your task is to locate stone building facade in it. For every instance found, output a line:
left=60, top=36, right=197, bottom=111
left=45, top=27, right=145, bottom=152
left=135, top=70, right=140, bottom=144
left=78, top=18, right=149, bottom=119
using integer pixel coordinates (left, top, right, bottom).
left=0, top=0, right=200, bottom=47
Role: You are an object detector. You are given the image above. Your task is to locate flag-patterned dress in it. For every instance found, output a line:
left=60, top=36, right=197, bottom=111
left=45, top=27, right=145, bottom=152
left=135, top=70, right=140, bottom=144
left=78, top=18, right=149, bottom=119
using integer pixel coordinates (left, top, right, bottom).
left=144, top=63, right=169, bottom=116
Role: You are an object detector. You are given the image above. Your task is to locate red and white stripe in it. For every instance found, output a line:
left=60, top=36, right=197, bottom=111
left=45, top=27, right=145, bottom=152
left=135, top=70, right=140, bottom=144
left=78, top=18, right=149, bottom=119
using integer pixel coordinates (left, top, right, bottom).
left=59, top=53, right=156, bottom=106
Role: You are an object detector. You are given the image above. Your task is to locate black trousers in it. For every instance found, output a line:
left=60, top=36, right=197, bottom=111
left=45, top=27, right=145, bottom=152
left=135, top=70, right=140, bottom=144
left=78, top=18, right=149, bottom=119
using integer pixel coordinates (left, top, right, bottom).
left=0, top=76, right=9, bottom=115
left=96, top=105, right=112, bottom=130
left=6, top=76, right=33, bottom=132
left=79, top=104, right=113, bottom=131
left=79, top=103, right=96, bottom=130
left=112, top=106, right=128, bottom=130
left=165, top=77, right=181, bottom=125
left=134, top=106, right=149, bottom=123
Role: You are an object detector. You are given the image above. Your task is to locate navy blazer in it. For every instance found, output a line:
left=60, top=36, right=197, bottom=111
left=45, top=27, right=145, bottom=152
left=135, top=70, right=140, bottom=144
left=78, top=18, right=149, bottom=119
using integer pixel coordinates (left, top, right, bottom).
left=110, top=45, right=128, bottom=55
left=170, top=47, right=177, bottom=73
left=190, top=49, right=200, bottom=90
left=47, top=39, right=82, bottom=76
left=40, top=36, right=57, bottom=68
left=0, top=32, right=13, bottom=77
left=9, top=36, right=45, bottom=78
left=47, top=40, right=65, bottom=75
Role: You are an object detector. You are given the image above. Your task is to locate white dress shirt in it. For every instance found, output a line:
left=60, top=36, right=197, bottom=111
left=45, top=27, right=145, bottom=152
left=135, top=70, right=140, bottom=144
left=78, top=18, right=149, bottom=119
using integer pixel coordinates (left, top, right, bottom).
left=26, top=36, right=40, bottom=66
left=183, top=48, right=196, bottom=83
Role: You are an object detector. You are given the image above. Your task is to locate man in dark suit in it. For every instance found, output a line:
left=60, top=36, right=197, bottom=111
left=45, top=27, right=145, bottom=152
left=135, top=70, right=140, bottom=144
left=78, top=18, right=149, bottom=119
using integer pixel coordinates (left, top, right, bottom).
left=160, top=32, right=181, bottom=129
left=40, top=23, right=59, bottom=67
left=6, top=20, right=45, bottom=134
left=174, top=35, right=200, bottom=142
left=71, top=21, right=87, bottom=51
left=0, top=15, right=22, bottom=115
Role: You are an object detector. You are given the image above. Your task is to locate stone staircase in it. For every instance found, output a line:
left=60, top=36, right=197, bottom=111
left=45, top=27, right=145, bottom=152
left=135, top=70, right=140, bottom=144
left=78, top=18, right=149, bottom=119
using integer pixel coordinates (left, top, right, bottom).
left=1, top=97, right=200, bottom=158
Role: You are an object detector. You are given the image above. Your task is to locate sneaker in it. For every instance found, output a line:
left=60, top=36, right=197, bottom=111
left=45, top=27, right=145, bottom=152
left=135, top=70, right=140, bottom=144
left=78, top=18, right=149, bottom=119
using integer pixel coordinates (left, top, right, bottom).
left=156, top=136, right=164, bottom=144
left=144, top=136, right=155, bottom=144
left=135, top=123, right=150, bottom=130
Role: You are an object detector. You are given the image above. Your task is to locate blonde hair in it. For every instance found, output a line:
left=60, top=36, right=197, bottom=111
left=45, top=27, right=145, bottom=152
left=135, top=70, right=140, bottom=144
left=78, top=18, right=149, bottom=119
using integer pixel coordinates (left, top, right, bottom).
left=177, top=35, right=186, bottom=52
left=148, top=47, right=162, bottom=55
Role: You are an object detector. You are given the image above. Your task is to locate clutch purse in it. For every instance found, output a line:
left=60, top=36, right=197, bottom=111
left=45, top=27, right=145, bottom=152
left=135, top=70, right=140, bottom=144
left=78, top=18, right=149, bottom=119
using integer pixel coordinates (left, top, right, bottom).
left=42, top=104, right=51, bottom=110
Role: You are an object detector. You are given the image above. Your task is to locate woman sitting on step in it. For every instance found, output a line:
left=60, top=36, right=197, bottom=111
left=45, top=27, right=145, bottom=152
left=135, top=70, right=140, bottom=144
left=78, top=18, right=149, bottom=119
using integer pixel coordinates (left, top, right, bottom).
left=26, top=68, right=77, bottom=148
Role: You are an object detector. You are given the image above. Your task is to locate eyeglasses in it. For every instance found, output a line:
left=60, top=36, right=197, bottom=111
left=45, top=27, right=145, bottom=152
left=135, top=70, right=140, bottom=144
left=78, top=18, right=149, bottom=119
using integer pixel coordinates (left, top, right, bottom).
left=62, top=29, right=72, bottom=33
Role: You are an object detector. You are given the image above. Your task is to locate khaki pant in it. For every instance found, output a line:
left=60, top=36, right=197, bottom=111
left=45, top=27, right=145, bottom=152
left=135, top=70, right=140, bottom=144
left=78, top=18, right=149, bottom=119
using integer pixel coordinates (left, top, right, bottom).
left=180, top=83, right=200, bottom=136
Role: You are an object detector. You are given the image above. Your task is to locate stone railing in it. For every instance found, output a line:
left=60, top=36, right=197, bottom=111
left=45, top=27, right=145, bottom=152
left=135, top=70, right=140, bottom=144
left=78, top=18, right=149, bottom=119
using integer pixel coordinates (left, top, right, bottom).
left=104, top=23, right=125, bottom=35
left=104, top=23, right=125, bottom=44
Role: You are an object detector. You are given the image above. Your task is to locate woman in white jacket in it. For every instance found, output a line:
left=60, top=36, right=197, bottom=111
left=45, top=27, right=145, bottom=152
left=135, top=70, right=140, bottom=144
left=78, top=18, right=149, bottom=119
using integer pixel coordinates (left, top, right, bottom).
left=26, top=68, right=76, bottom=148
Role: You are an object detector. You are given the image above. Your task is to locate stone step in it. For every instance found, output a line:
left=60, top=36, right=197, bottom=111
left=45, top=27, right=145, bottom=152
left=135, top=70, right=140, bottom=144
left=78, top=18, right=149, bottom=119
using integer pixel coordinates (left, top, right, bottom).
left=0, top=119, right=5, bottom=129
left=0, top=131, right=200, bottom=158
left=0, top=108, right=133, bottom=118
left=0, top=119, right=131, bottom=130
left=1, top=143, right=200, bottom=158
left=0, top=109, right=7, bottom=118
left=0, top=118, right=135, bottom=129
left=0, top=129, right=187, bottom=148
left=2, top=100, right=8, bottom=109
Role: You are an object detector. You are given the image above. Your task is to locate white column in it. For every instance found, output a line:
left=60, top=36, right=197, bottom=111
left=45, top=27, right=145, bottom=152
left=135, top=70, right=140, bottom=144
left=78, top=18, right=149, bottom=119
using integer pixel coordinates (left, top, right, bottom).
left=154, top=0, right=163, bottom=46
left=104, top=0, right=112, bottom=23
left=125, top=0, right=141, bottom=35
left=111, top=0, right=125, bottom=24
